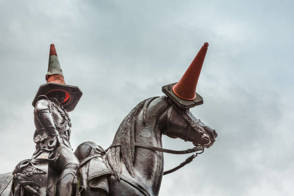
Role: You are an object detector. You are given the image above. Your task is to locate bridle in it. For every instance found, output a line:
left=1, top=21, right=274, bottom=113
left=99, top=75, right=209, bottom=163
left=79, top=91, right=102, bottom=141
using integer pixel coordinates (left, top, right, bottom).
left=106, top=143, right=205, bottom=175
left=80, top=143, right=205, bottom=176
left=106, top=104, right=208, bottom=175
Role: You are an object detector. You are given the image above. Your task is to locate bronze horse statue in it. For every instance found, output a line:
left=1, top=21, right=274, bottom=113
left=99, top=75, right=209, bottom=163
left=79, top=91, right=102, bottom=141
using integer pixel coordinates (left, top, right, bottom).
left=76, top=96, right=216, bottom=196
left=0, top=42, right=217, bottom=196
left=0, top=96, right=216, bottom=196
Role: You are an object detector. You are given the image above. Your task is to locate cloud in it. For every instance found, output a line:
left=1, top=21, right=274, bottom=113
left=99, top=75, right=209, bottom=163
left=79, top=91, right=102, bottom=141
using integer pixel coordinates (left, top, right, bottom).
left=0, top=0, right=293, bottom=195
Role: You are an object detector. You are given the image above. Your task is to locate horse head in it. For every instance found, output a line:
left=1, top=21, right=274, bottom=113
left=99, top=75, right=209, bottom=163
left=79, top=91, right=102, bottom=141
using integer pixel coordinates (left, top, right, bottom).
left=76, top=43, right=217, bottom=196
left=101, top=96, right=217, bottom=196
left=161, top=99, right=217, bottom=147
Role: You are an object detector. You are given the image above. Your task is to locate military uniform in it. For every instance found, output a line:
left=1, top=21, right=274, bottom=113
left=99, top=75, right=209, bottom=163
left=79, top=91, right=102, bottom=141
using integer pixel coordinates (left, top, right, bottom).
left=32, top=44, right=82, bottom=196
left=33, top=96, right=72, bottom=156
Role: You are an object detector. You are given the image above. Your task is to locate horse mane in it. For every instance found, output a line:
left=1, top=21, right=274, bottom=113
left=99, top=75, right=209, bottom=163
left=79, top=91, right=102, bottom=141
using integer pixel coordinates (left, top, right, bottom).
left=106, top=97, right=159, bottom=178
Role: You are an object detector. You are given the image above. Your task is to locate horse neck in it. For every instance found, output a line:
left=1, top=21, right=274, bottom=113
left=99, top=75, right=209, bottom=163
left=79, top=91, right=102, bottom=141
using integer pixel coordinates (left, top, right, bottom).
left=131, top=98, right=167, bottom=195
left=134, top=96, right=167, bottom=152
left=108, top=97, right=168, bottom=195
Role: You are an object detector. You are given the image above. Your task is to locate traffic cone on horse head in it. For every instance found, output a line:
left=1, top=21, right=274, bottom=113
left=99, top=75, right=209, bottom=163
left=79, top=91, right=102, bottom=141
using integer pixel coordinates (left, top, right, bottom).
left=32, top=44, right=82, bottom=112
left=162, top=42, right=209, bottom=109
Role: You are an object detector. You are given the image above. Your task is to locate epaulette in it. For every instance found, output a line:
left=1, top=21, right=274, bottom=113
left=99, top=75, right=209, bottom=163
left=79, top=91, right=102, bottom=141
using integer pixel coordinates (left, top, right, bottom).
left=32, top=95, right=50, bottom=107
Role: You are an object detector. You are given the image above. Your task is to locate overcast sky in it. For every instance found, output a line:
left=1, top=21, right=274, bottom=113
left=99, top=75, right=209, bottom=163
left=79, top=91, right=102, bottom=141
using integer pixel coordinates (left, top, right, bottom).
left=0, top=0, right=293, bottom=195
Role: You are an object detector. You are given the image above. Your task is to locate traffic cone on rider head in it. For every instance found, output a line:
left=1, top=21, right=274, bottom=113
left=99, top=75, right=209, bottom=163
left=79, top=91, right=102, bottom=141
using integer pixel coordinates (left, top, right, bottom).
left=32, top=43, right=82, bottom=112
left=46, top=44, right=65, bottom=84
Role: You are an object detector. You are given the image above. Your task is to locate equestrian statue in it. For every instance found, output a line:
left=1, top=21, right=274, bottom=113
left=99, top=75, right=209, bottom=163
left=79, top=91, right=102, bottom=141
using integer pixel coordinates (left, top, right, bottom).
left=0, top=42, right=217, bottom=196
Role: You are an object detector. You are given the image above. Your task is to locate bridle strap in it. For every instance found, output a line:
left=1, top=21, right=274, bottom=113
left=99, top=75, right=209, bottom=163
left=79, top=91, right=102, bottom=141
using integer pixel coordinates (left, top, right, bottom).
left=106, top=144, right=204, bottom=175
left=163, top=149, right=203, bottom=175
left=135, top=144, right=202, bottom=154
left=78, top=154, right=102, bottom=169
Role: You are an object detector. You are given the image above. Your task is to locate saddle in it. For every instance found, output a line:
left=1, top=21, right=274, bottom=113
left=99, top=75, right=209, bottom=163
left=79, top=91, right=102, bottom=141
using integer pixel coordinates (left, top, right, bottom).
left=76, top=142, right=152, bottom=196
left=78, top=154, right=112, bottom=193
left=75, top=142, right=112, bottom=194
left=78, top=154, right=151, bottom=196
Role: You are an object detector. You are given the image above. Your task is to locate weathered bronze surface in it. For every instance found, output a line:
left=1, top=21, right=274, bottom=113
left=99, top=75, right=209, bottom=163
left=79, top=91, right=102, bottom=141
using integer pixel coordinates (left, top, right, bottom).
left=0, top=43, right=217, bottom=196
left=0, top=96, right=216, bottom=196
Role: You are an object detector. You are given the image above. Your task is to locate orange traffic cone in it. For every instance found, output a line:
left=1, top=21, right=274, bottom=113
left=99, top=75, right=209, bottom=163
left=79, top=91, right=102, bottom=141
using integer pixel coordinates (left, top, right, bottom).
left=33, top=44, right=82, bottom=112
left=46, top=44, right=65, bottom=84
left=162, top=42, right=209, bottom=109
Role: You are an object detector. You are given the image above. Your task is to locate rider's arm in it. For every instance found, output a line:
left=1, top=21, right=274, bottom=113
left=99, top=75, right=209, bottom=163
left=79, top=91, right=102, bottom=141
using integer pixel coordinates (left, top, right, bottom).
left=34, top=98, right=59, bottom=137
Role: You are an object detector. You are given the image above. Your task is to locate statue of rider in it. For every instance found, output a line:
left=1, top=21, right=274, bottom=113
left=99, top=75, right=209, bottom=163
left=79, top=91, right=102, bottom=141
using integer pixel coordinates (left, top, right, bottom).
left=32, top=44, right=82, bottom=196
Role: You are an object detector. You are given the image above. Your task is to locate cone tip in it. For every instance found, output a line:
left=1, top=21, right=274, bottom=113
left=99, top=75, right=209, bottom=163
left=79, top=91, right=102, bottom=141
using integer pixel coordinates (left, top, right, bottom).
left=50, top=44, right=57, bottom=56
left=203, top=42, right=209, bottom=48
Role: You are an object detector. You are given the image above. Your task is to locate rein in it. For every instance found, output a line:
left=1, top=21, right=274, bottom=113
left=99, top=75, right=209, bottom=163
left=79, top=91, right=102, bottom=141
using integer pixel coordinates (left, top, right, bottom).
left=106, top=144, right=204, bottom=175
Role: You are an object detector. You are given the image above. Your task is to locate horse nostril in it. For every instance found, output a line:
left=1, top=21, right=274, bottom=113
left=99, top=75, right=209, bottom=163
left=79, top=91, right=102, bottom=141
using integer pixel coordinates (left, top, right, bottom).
left=201, top=134, right=210, bottom=144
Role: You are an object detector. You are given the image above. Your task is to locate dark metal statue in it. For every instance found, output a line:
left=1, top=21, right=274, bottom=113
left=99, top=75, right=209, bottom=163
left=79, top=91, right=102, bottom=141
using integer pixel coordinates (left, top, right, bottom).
left=0, top=42, right=217, bottom=196
left=0, top=44, right=83, bottom=196
left=11, top=159, right=47, bottom=195
left=74, top=42, right=217, bottom=196
left=32, top=44, right=82, bottom=196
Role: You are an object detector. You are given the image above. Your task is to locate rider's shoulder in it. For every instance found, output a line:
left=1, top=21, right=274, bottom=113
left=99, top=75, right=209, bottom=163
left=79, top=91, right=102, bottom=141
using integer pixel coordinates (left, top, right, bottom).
left=34, top=96, right=51, bottom=110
